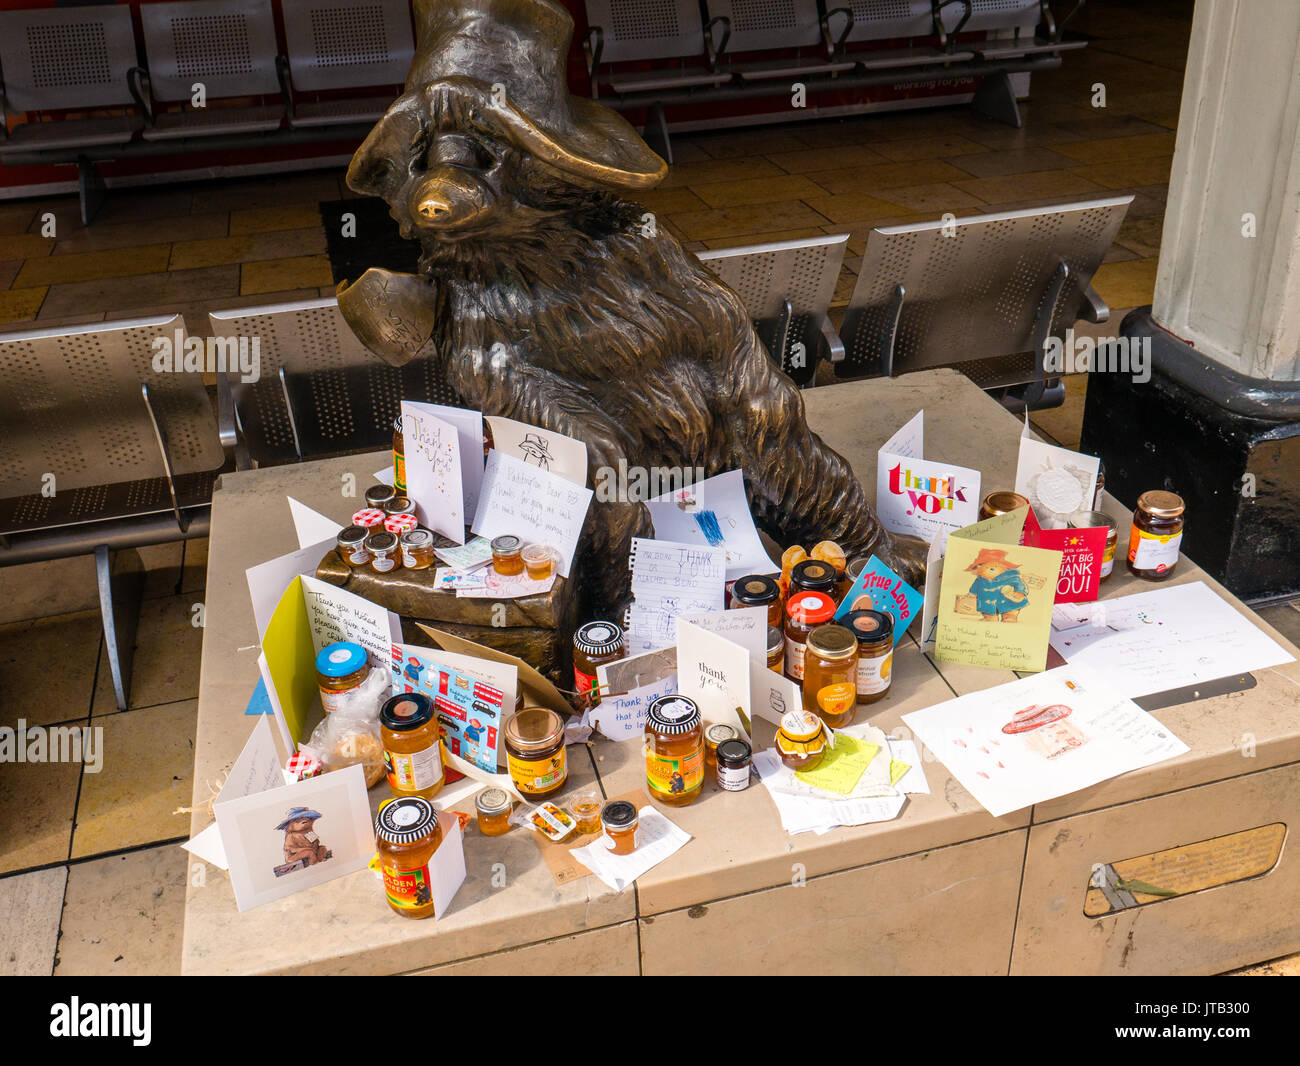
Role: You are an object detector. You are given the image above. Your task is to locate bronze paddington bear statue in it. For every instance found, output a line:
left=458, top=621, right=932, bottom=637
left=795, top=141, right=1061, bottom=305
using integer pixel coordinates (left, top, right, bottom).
left=338, top=0, right=925, bottom=617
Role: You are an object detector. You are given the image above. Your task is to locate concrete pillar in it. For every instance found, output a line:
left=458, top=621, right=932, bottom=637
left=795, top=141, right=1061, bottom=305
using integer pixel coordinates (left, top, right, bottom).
left=1152, top=0, right=1300, bottom=381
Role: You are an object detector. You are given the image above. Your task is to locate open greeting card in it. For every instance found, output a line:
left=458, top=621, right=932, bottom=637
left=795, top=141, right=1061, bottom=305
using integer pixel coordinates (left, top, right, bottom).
left=876, top=410, right=981, bottom=543
left=401, top=400, right=482, bottom=543
left=926, top=507, right=1063, bottom=672
left=1015, top=423, right=1101, bottom=526
left=1020, top=507, right=1108, bottom=604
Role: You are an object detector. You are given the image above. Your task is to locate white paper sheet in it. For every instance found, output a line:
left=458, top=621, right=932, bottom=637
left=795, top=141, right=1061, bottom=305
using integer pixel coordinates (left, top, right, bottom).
left=571, top=805, right=691, bottom=892
left=876, top=411, right=980, bottom=543
left=485, top=414, right=588, bottom=486
left=1047, top=581, right=1294, bottom=699
left=626, top=537, right=726, bottom=654
left=752, top=750, right=906, bottom=835
left=887, top=737, right=931, bottom=795
left=681, top=606, right=767, bottom=664
left=435, top=535, right=494, bottom=573
left=471, top=451, right=593, bottom=578
left=645, top=468, right=779, bottom=580
left=401, top=401, right=466, bottom=543
left=287, top=497, right=343, bottom=550
left=246, top=537, right=338, bottom=640
left=901, top=665, right=1189, bottom=817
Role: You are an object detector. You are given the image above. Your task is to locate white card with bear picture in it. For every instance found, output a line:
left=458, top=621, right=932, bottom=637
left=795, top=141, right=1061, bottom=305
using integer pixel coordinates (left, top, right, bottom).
left=1015, top=421, right=1100, bottom=526
left=471, top=450, right=593, bottom=579
left=876, top=411, right=980, bottom=544
left=675, top=618, right=751, bottom=744
left=485, top=414, right=588, bottom=487
left=401, top=401, right=467, bottom=543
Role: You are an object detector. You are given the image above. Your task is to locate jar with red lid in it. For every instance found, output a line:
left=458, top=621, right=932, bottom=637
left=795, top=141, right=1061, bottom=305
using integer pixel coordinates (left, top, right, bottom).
left=783, top=590, right=836, bottom=683
left=383, top=512, right=419, bottom=538
left=351, top=508, right=387, bottom=537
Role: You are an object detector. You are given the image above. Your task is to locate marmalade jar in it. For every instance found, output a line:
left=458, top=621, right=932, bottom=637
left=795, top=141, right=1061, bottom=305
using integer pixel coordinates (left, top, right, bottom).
left=522, top=543, right=555, bottom=580
left=766, top=625, right=784, bottom=674
left=364, top=484, right=396, bottom=510
left=979, top=491, right=1030, bottom=521
left=315, top=642, right=370, bottom=714
left=704, top=723, right=738, bottom=771
left=844, top=608, right=894, bottom=705
left=572, top=621, right=625, bottom=704
left=730, top=574, right=782, bottom=627
left=775, top=709, right=828, bottom=772
left=1128, top=490, right=1185, bottom=580
left=400, top=528, right=436, bottom=570
left=336, top=525, right=372, bottom=568
left=644, top=695, right=704, bottom=807
left=503, top=707, right=567, bottom=799
left=802, top=623, right=859, bottom=728
left=392, top=416, right=407, bottom=494
left=475, top=787, right=513, bottom=837
left=379, top=693, right=444, bottom=800
left=491, top=534, right=524, bottom=576
left=376, top=797, right=443, bottom=919
left=601, top=800, right=639, bottom=855
left=365, top=530, right=401, bottom=574
left=783, top=590, right=836, bottom=683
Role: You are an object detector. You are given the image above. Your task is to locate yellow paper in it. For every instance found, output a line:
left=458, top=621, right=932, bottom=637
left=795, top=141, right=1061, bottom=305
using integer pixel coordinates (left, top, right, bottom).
left=261, top=576, right=319, bottom=746
left=889, top=759, right=910, bottom=787
left=795, top=735, right=880, bottom=795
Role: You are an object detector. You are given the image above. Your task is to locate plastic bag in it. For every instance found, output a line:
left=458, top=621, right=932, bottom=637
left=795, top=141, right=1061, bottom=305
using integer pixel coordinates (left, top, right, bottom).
left=307, top=664, right=389, bottom=788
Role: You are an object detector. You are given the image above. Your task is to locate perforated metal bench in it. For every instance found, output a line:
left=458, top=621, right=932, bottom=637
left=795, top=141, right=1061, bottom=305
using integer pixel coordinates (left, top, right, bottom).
left=698, top=233, right=850, bottom=388
left=278, top=0, right=413, bottom=130
left=0, top=315, right=231, bottom=710
left=835, top=195, right=1132, bottom=410
left=702, top=1, right=856, bottom=82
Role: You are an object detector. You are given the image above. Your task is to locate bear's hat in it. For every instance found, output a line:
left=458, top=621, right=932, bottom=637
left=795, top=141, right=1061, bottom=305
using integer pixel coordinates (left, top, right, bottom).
left=965, top=548, right=1022, bottom=573
left=355, top=0, right=667, bottom=193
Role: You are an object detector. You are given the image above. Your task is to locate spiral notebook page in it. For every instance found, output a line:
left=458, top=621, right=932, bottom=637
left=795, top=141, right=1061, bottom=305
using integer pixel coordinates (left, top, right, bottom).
left=626, top=538, right=726, bottom=654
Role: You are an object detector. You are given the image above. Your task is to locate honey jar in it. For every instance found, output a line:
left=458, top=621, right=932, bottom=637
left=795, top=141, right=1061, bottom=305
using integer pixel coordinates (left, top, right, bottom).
left=503, top=707, right=567, bottom=799
left=979, top=491, right=1030, bottom=521
left=790, top=559, right=838, bottom=597
left=365, top=530, right=401, bottom=573
left=315, top=641, right=370, bottom=715
left=376, top=796, right=443, bottom=919
left=365, top=484, right=396, bottom=510
left=645, top=694, right=704, bottom=807
left=379, top=693, right=444, bottom=800
left=1128, top=490, right=1185, bottom=580
left=730, top=574, right=782, bottom=627
left=474, top=787, right=513, bottom=836
left=392, top=415, right=407, bottom=494
left=775, top=709, right=828, bottom=772
left=844, top=608, right=894, bottom=705
left=521, top=543, right=554, bottom=580
left=336, top=526, right=372, bottom=568
left=766, top=625, right=784, bottom=674
left=572, top=620, right=625, bottom=704
left=570, top=787, right=603, bottom=835
left=802, top=623, right=859, bottom=728
left=704, top=723, right=738, bottom=770
left=715, top=739, right=752, bottom=792
left=400, top=528, right=436, bottom=570
left=490, top=534, right=524, bottom=576
left=601, top=800, right=639, bottom=855
left=783, top=590, right=836, bottom=683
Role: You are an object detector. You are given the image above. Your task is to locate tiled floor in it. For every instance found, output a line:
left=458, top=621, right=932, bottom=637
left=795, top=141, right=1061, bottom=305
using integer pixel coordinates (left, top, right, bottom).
left=1, top=0, right=1295, bottom=977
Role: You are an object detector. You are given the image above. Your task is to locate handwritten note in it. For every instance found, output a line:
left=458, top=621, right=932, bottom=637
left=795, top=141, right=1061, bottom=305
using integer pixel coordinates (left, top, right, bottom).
left=402, top=401, right=465, bottom=544
left=794, top=733, right=879, bottom=795
left=436, top=535, right=493, bottom=573
left=472, top=451, right=592, bottom=579
left=645, top=468, right=779, bottom=580
left=680, top=606, right=767, bottom=664
left=589, top=674, right=678, bottom=742
left=626, top=538, right=726, bottom=654
left=299, top=575, right=398, bottom=668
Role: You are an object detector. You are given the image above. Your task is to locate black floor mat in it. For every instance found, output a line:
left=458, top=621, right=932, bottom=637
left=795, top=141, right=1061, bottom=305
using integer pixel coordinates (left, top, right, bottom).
left=318, top=198, right=420, bottom=285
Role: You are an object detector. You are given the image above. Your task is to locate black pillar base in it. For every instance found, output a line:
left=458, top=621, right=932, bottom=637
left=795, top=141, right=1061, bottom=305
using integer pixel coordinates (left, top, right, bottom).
left=1081, top=308, right=1300, bottom=604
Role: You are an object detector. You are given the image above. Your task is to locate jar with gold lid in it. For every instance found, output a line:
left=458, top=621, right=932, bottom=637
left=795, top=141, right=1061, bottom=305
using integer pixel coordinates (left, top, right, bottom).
left=979, top=491, right=1030, bottom=521
left=383, top=496, right=417, bottom=521
left=503, top=707, right=567, bottom=799
left=365, top=484, right=397, bottom=510
left=644, top=695, right=704, bottom=807
left=790, top=559, right=838, bottom=597
left=802, top=623, right=859, bottom=728
left=1128, top=490, right=1185, bottom=580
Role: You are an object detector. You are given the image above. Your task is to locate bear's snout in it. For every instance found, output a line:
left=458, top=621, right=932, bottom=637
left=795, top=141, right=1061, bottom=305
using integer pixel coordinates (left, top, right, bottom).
left=407, top=165, right=495, bottom=233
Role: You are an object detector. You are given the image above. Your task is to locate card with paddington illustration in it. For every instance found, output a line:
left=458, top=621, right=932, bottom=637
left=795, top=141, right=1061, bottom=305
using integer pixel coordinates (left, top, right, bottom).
left=876, top=411, right=980, bottom=543
left=1020, top=507, right=1108, bottom=604
left=1014, top=423, right=1101, bottom=526
left=934, top=508, right=1063, bottom=672
left=833, top=554, right=921, bottom=644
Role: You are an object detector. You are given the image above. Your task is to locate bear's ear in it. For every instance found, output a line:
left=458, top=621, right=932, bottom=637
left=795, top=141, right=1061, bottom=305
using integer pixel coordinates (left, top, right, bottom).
left=346, top=96, right=425, bottom=200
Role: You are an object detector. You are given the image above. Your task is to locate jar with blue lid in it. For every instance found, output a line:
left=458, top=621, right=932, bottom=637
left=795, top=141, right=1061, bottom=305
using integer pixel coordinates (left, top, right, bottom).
left=315, top=641, right=371, bottom=714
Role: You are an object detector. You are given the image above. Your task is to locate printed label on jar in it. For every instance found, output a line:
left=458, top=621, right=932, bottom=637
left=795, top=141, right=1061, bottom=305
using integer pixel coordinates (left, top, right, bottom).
left=1128, top=528, right=1183, bottom=572
left=573, top=667, right=597, bottom=695
left=400, top=550, right=420, bottom=569
left=394, top=452, right=406, bottom=493
left=856, top=652, right=893, bottom=696
left=382, top=862, right=432, bottom=911
left=507, top=748, right=567, bottom=794
left=646, top=747, right=704, bottom=797
left=344, top=546, right=372, bottom=565
left=319, top=687, right=356, bottom=715
left=385, top=745, right=443, bottom=792
left=717, top=763, right=750, bottom=791
left=817, top=681, right=857, bottom=716
left=372, top=555, right=398, bottom=573
left=785, top=636, right=807, bottom=680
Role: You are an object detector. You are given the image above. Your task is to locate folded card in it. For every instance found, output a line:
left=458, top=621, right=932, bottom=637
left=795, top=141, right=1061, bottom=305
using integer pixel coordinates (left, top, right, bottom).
left=1015, top=424, right=1101, bottom=526
left=1021, top=507, right=1108, bottom=604
left=400, top=401, right=468, bottom=543
left=876, top=411, right=981, bottom=543
left=675, top=618, right=751, bottom=745
left=485, top=414, right=588, bottom=486
left=472, top=450, right=593, bottom=578
left=833, top=554, right=921, bottom=645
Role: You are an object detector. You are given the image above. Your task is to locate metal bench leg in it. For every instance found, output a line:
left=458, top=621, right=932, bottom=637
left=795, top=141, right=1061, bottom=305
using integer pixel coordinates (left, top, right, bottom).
left=971, top=70, right=1022, bottom=128
left=96, top=545, right=144, bottom=712
left=78, top=158, right=107, bottom=226
left=642, top=102, right=673, bottom=166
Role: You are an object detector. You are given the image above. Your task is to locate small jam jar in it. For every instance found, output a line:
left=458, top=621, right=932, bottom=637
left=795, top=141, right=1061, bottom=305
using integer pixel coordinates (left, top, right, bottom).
left=645, top=695, right=704, bottom=807
left=475, top=787, right=513, bottom=837
left=767, top=625, right=784, bottom=674
left=491, top=534, right=524, bottom=576
left=802, top=623, right=859, bottom=728
left=601, top=800, right=639, bottom=855
left=365, top=484, right=396, bottom=510
left=383, top=496, right=417, bottom=521
left=379, top=692, right=444, bottom=799
left=376, top=796, right=442, bottom=919
left=790, top=559, right=838, bottom=597
left=775, top=709, right=828, bottom=772
left=503, top=707, right=567, bottom=799
left=383, top=512, right=419, bottom=538
left=730, top=574, right=782, bottom=627
left=365, top=530, right=401, bottom=573
left=573, top=620, right=625, bottom=704
left=784, top=590, right=836, bottom=683
left=315, top=641, right=370, bottom=714
left=715, top=738, right=752, bottom=792
left=1128, top=490, right=1185, bottom=580
left=521, top=543, right=554, bottom=580
left=400, top=528, right=436, bottom=570
left=704, top=723, right=738, bottom=770
left=392, top=415, right=407, bottom=494
left=336, top=525, right=372, bottom=568
left=351, top=507, right=387, bottom=537
left=979, top=490, right=1030, bottom=521
left=844, top=608, right=894, bottom=705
